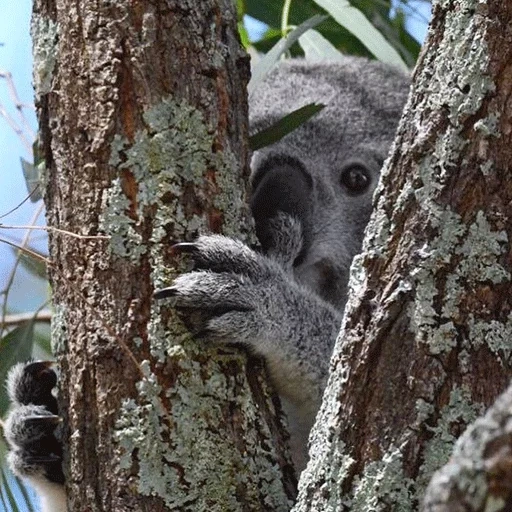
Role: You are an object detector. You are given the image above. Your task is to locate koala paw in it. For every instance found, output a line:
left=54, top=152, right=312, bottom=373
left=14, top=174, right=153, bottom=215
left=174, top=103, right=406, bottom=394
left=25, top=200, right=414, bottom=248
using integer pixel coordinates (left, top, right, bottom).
left=155, top=233, right=342, bottom=435
left=155, top=235, right=287, bottom=346
left=4, top=361, right=64, bottom=485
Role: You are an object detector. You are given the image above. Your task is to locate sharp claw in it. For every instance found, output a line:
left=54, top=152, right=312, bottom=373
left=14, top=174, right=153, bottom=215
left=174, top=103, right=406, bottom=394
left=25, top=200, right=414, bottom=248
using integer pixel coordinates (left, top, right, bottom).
left=171, top=242, right=199, bottom=255
left=154, top=287, right=177, bottom=300
left=24, top=415, right=62, bottom=427
left=26, top=361, right=54, bottom=375
left=24, top=453, right=62, bottom=464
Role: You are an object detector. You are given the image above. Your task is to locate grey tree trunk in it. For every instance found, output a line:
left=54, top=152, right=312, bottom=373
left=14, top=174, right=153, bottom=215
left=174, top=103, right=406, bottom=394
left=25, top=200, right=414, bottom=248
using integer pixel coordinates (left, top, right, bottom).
left=294, top=1, right=512, bottom=510
left=32, top=1, right=295, bottom=510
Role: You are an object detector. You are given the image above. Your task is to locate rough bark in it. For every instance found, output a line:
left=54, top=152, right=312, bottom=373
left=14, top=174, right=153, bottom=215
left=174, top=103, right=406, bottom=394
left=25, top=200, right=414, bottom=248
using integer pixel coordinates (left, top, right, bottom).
left=423, top=380, right=512, bottom=512
left=294, top=1, right=512, bottom=510
left=32, top=1, right=295, bottom=510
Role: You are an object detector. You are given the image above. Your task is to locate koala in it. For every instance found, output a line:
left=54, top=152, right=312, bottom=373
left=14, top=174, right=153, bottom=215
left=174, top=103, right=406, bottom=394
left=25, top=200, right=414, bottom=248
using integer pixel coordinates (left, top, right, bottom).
left=3, top=57, right=409, bottom=511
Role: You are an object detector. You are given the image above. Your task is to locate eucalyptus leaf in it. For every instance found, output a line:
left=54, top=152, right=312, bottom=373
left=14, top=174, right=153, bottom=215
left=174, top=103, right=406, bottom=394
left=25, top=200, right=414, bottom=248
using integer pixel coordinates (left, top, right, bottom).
left=34, top=325, right=53, bottom=358
left=238, top=21, right=250, bottom=48
left=312, top=0, right=408, bottom=70
left=249, top=103, right=325, bottom=151
left=20, top=158, right=42, bottom=203
left=299, top=29, right=346, bottom=62
left=10, top=247, right=48, bottom=280
left=0, top=323, right=35, bottom=417
left=248, top=14, right=328, bottom=97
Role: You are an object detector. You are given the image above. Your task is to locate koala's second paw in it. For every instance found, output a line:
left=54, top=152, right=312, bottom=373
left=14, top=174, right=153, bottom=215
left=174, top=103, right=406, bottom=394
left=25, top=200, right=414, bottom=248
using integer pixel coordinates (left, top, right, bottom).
left=4, top=362, right=64, bottom=485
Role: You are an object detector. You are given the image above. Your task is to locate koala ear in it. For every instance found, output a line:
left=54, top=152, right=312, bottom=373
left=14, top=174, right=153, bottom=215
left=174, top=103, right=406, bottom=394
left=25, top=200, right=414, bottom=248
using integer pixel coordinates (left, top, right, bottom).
left=250, top=154, right=313, bottom=260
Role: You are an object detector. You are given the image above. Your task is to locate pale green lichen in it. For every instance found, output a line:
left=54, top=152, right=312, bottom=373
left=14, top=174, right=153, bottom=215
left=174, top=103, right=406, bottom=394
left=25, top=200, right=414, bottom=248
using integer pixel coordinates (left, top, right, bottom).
left=416, top=386, right=483, bottom=499
left=102, top=99, right=214, bottom=262
left=456, top=211, right=509, bottom=284
left=404, top=0, right=502, bottom=354
left=102, top=97, right=246, bottom=267
left=31, top=15, right=58, bottom=98
left=108, top=97, right=287, bottom=508
left=423, top=383, right=512, bottom=510
left=480, top=160, right=494, bottom=176
left=100, top=178, right=147, bottom=262
left=116, top=355, right=291, bottom=511
left=415, top=399, right=435, bottom=425
left=350, top=444, right=415, bottom=512
left=468, top=313, right=512, bottom=364
left=50, top=303, right=68, bottom=355
left=409, top=209, right=509, bottom=355
left=474, top=112, right=500, bottom=138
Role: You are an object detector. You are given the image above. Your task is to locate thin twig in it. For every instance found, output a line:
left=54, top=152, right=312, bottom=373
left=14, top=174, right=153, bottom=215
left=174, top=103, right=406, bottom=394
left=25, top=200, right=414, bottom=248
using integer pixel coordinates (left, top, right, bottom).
left=0, top=237, right=50, bottom=264
left=0, top=224, right=110, bottom=240
left=0, top=202, right=45, bottom=339
left=0, top=186, right=41, bottom=220
left=0, top=70, right=36, bottom=140
left=0, top=103, right=32, bottom=153
left=1, top=310, right=52, bottom=327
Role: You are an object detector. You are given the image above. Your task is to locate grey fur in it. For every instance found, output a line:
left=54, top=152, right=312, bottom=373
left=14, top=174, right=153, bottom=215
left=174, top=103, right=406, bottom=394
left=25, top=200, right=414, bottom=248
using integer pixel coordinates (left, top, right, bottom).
left=3, top=57, right=409, bottom=507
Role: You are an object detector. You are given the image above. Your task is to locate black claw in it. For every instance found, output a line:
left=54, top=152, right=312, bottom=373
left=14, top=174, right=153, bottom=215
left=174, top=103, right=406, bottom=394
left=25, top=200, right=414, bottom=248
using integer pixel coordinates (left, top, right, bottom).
left=24, top=453, right=62, bottom=464
left=24, top=415, right=62, bottom=427
left=171, top=242, right=199, bottom=256
left=154, top=287, right=177, bottom=300
left=26, top=360, right=54, bottom=372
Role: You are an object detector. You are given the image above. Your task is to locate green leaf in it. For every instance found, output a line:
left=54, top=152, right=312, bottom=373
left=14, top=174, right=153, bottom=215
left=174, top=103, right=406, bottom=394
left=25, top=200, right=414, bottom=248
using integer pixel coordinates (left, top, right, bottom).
left=249, top=103, right=325, bottom=151
left=0, top=323, right=35, bottom=417
left=298, top=29, right=346, bottom=61
left=312, top=0, right=409, bottom=70
left=9, top=247, right=48, bottom=280
left=238, top=21, right=251, bottom=48
left=246, top=0, right=423, bottom=62
left=20, top=158, right=42, bottom=203
left=34, top=325, right=52, bottom=358
left=245, top=0, right=285, bottom=29
left=248, top=14, right=328, bottom=97
left=237, top=0, right=246, bottom=19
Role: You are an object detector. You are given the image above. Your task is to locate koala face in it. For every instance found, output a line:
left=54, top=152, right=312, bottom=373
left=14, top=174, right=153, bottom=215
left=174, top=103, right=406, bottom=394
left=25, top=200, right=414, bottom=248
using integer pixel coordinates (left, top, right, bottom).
left=249, top=58, right=410, bottom=310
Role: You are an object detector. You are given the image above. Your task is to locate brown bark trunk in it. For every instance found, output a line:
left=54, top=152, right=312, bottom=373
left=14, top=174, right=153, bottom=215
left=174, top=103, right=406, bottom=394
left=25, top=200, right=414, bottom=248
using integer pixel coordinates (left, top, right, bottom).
left=294, top=1, right=512, bottom=510
left=33, top=1, right=295, bottom=510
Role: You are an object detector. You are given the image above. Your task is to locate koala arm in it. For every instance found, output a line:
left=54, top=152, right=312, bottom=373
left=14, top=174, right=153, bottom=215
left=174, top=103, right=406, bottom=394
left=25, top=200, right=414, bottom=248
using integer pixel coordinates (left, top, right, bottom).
left=155, top=232, right=343, bottom=423
left=3, top=362, right=67, bottom=512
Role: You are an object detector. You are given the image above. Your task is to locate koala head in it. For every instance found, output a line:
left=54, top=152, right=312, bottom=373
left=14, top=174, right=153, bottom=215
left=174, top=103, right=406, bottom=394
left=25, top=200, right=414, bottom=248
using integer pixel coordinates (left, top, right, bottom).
left=249, top=57, right=410, bottom=311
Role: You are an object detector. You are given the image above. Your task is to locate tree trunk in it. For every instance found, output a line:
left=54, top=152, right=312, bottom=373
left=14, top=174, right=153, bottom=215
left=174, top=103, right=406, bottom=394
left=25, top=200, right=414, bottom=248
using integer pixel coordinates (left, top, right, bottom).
left=423, top=379, right=512, bottom=511
left=294, top=1, right=512, bottom=510
left=32, top=1, right=295, bottom=510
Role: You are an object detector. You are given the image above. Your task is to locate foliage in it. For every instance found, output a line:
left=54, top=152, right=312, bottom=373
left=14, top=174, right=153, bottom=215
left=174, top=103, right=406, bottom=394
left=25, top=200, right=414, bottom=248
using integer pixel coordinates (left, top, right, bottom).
left=241, top=0, right=424, bottom=67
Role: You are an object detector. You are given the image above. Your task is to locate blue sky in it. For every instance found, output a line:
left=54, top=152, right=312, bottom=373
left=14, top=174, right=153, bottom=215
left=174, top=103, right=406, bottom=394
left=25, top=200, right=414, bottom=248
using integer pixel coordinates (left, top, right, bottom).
left=0, top=1, right=47, bottom=314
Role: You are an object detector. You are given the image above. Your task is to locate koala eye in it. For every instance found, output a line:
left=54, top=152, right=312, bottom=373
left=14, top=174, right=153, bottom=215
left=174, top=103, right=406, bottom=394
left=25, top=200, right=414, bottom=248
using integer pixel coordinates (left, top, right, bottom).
left=340, top=165, right=371, bottom=195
